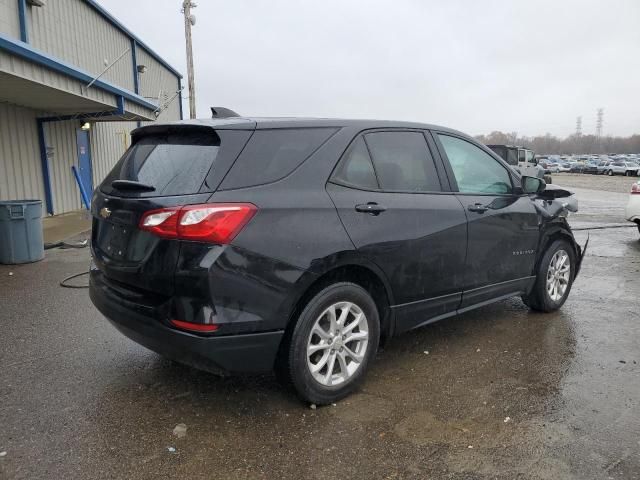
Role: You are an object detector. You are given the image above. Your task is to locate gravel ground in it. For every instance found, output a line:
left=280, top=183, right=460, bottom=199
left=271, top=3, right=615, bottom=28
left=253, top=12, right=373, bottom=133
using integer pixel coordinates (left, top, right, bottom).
left=552, top=172, right=638, bottom=194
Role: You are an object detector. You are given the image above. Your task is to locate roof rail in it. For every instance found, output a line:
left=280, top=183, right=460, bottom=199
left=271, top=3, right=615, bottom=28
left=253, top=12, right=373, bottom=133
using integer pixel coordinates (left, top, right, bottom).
left=211, top=107, right=240, bottom=118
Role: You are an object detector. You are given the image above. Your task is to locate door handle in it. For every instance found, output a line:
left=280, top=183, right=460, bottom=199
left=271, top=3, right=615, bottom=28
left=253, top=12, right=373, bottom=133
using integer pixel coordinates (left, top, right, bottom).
left=468, top=203, right=488, bottom=214
left=355, top=202, right=387, bottom=215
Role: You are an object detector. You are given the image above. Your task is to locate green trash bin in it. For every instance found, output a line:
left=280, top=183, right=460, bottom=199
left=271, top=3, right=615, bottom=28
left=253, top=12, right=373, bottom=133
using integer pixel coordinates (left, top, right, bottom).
left=0, top=200, right=45, bottom=264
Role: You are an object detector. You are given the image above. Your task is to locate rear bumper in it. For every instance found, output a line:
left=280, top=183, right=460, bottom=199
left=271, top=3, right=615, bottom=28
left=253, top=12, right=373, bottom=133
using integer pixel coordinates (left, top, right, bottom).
left=90, top=271, right=284, bottom=374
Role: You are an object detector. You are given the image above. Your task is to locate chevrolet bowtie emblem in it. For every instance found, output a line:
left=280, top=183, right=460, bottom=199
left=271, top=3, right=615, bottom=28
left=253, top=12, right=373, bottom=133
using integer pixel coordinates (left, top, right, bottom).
left=100, top=207, right=112, bottom=219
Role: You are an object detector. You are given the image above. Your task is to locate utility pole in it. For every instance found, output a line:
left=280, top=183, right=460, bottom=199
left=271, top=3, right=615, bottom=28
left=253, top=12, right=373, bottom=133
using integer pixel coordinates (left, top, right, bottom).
left=182, top=1, right=197, bottom=119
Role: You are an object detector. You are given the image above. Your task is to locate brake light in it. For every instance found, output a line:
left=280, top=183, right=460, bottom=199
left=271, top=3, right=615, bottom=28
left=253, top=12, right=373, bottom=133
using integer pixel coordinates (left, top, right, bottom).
left=139, top=203, right=257, bottom=243
left=170, top=319, right=219, bottom=332
left=632, top=183, right=640, bottom=194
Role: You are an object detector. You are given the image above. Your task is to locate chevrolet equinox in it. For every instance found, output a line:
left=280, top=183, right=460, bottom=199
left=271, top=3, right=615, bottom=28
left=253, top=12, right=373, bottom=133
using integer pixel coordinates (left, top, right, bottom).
left=90, top=115, right=585, bottom=404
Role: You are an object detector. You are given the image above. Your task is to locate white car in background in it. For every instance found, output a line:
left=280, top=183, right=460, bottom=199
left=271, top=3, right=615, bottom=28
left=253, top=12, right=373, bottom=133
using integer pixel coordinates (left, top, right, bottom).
left=626, top=181, right=640, bottom=235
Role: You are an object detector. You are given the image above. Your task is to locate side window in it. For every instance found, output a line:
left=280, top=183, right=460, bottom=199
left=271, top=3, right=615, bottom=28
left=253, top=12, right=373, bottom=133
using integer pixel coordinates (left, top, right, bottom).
left=518, top=150, right=526, bottom=162
left=506, top=148, right=519, bottom=166
left=331, top=137, right=379, bottom=190
left=437, top=135, right=513, bottom=195
left=525, top=150, right=535, bottom=162
left=220, top=128, right=337, bottom=190
left=364, top=131, right=441, bottom=192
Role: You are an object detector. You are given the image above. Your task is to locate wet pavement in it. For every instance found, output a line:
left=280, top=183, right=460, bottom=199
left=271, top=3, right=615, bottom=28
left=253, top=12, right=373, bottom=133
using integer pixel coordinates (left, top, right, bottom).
left=1, top=180, right=639, bottom=479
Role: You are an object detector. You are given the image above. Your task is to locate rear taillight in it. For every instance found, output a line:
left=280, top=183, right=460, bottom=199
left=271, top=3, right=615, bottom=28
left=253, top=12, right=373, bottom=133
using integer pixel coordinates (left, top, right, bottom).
left=139, top=203, right=257, bottom=243
left=631, top=183, right=640, bottom=194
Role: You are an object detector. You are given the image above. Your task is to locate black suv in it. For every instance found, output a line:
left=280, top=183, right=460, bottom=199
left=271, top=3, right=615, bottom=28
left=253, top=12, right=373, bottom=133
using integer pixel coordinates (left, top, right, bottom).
left=90, top=116, right=584, bottom=404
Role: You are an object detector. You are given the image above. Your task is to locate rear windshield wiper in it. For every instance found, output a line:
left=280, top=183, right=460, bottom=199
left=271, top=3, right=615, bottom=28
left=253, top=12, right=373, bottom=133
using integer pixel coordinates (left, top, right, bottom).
left=111, top=180, right=156, bottom=192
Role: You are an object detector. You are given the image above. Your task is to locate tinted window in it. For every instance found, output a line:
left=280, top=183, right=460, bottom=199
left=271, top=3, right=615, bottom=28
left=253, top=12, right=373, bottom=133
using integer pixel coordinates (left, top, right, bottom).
left=220, top=128, right=337, bottom=189
left=331, top=137, right=379, bottom=189
left=438, top=135, right=513, bottom=195
left=518, top=150, right=526, bottom=162
left=102, top=131, right=219, bottom=197
left=364, top=131, right=441, bottom=192
left=506, top=148, right=518, bottom=166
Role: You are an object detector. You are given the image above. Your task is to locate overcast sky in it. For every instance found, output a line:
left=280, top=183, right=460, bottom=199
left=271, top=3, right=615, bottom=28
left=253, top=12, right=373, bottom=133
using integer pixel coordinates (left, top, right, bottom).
left=102, top=0, right=640, bottom=137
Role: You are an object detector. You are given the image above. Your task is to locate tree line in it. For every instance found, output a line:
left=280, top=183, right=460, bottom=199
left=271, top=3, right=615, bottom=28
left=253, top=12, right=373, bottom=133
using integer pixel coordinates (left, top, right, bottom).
left=474, top=131, right=640, bottom=155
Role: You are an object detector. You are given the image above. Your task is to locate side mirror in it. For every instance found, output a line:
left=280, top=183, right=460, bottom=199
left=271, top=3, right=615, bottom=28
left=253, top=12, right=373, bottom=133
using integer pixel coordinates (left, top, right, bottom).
left=522, top=175, right=546, bottom=194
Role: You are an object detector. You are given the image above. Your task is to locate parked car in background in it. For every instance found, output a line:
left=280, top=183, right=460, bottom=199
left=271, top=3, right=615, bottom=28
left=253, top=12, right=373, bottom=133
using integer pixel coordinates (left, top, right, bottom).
left=605, top=161, right=640, bottom=176
left=597, top=161, right=613, bottom=175
left=626, top=181, right=640, bottom=235
left=569, top=162, right=585, bottom=173
left=89, top=115, right=585, bottom=404
left=558, top=162, right=572, bottom=173
left=582, top=161, right=599, bottom=175
left=538, top=160, right=559, bottom=174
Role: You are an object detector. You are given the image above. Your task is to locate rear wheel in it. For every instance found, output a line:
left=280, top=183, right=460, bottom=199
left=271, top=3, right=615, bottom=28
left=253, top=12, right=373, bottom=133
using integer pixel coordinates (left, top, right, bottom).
left=607, top=170, right=613, bottom=176
left=522, top=240, right=576, bottom=312
left=281, top=282, right=380, bottom=405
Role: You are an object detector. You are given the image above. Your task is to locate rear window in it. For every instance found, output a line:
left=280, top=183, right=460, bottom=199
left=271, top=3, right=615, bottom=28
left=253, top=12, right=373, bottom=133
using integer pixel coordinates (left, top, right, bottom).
left=219, top=128, right=337, bottom=190
left=102, top=131, right=219, bottom=197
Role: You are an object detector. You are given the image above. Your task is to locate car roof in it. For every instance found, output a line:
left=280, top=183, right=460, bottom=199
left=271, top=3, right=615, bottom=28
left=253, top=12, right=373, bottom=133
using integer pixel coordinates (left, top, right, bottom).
left=132, top=116, right=469, bottom=137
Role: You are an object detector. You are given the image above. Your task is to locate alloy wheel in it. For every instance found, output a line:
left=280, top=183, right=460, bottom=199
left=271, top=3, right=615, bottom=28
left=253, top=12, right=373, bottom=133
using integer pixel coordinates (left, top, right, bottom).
left=546, top=250, right=571, bottom=302
left=306, top=302, right=369, bottom=386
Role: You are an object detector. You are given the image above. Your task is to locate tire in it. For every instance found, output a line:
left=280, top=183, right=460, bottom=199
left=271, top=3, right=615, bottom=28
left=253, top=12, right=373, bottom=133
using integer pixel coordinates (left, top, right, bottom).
left=280, top=282, right=380, bottom=405
left=626, top=171, right=632, bottom=177
left=522, top=240, right=576, bottom=313
left=607, top=170, right=613, bottom=176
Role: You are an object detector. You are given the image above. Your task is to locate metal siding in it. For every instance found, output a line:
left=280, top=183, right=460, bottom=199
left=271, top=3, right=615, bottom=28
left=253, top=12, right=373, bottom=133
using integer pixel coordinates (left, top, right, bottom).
left=0, top=0, right=20, bottom=39
left=90, top=121, right=131, bottom=187
left=28, top=0, right=135, bottom=91
left=136, top=47, right=181, bottom=122
left=0, top=102, right=45, bottom=203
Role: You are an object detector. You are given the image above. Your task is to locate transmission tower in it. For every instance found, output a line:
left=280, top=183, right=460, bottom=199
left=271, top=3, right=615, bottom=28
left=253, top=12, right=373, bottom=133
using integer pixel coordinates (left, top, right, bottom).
left=575, top=116, right=582, bottom=136
left=596, top=108, right=604, bottom=139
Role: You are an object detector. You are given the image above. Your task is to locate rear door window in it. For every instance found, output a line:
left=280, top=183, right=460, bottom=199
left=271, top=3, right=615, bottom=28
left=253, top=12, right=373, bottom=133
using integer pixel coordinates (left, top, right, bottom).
left=220, top=128, right=338, bottom=189
left=101, top=131, right=219, bottom=197
left=364, top=131, right=442, bottom=192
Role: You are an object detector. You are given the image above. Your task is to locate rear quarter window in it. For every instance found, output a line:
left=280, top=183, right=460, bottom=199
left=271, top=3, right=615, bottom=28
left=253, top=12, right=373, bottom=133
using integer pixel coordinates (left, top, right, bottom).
left=219, top=128, right=338, bottom=190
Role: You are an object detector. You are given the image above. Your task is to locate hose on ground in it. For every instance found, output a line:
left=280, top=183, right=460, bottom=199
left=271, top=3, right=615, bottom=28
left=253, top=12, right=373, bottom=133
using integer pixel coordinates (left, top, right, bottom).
left=572, top=224, right=637, bottom=231
left=60, top=271, right=90, bottom=289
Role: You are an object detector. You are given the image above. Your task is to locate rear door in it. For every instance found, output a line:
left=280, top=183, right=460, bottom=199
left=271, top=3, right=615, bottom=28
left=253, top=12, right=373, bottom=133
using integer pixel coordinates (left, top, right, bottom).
left=91, top=127, right=253, bottom=296
left=327, top=130, right=468, bottom=332
left=433, top=132, right=540, bottom=309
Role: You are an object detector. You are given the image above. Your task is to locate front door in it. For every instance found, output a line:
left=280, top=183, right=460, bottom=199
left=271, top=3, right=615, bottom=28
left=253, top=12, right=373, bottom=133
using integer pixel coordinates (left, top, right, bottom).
left=327, top=130, right=468, bottom=332
left=434, top=133, right=540, bottom=309
left=76, top=129, right=93, bottom=198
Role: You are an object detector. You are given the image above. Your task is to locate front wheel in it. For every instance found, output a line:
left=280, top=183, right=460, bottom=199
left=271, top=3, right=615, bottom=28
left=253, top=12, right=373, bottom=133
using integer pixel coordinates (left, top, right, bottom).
left=281, top=282, right=380, bottom=405
left=523, top=240, right=576, bottom=312
left=607, top=170, right=613, bottom=176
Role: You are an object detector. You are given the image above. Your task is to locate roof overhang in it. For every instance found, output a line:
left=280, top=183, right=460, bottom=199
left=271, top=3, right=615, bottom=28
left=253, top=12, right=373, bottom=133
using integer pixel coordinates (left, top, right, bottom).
left=0, top=33, right=159, bottom=121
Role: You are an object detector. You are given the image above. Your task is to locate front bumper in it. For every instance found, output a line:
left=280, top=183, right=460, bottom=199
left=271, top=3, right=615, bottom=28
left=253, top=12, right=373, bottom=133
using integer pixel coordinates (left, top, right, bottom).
left=90, top=271, right=284, bottom=375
